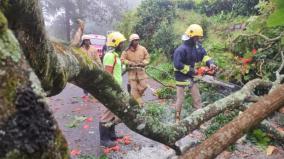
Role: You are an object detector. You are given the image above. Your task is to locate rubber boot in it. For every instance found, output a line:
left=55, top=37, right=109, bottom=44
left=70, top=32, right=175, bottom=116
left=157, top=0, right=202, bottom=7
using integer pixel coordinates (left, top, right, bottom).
left=175, top=111, right=181, bottom=123
left=99, top=123, right=116, bottom=147
left=110, top=124, right=124, bottom=141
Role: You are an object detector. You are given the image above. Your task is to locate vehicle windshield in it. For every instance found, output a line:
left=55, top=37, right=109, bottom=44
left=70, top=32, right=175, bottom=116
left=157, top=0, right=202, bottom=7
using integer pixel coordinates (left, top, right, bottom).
left=90, top=38, right=105, bottom=46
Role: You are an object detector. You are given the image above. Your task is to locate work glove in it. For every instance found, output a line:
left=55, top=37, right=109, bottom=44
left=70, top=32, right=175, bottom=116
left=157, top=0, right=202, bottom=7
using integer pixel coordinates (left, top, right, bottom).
left=136, top=63, right=146, bottom=67
left=180, top=65, right=190, bottom=74
left=129, top=62, right=145, bottom=68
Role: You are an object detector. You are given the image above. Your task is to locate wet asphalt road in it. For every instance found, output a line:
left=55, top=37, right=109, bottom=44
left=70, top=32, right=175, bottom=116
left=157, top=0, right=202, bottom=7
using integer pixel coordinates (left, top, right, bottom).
left=47, top=75, right=170, bottom=158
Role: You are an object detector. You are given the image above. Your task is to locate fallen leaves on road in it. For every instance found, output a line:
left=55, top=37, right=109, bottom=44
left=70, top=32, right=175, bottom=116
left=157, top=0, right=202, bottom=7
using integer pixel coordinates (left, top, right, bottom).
left=66, top=115, right=88, bottom=128
left=116, top=135, right=132, bottom=145
left=85, top=117, right=94, bottom=122
left=103, top=145, right=121, bottom=155
left=70, top=149, right=81, bottom=156
left=83, top=124, right=90, bottom=129
left=81, top=95, right=89, bottom=100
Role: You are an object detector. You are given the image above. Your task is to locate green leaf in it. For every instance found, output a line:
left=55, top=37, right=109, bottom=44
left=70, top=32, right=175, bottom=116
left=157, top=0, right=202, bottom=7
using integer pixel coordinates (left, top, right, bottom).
left=65, top=115, right=87, bottom=128
left=74, top=115, right=88, bottom=122
left=267, top=0, right=284, bottom=27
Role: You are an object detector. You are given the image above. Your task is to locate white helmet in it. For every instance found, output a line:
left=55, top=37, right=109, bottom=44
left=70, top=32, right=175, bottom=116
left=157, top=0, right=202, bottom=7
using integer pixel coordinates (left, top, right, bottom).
left=81, top=34, right=92, bottom=41
left=129, top=34, right=140, bottom=42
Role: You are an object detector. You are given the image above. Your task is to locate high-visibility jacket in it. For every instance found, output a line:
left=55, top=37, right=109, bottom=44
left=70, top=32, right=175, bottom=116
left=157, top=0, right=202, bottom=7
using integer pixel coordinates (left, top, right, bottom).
left=103, top=51, right=122, bottom=86
left=173, top=40, right=213, bottom=85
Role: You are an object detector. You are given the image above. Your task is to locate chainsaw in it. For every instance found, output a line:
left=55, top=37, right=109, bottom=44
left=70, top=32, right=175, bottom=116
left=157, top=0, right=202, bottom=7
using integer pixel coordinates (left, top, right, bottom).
left=195, top=66, right=240, bottom=89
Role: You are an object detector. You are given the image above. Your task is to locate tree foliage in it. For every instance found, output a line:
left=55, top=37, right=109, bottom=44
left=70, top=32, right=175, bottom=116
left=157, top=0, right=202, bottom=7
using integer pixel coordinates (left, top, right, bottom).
left=172, top=0, right=261, bottom=15
left=41, top=0, right=127, bottom=41
left=133, top=0, right=176, bottom=51
left=267, top=0, right=284, bottom=27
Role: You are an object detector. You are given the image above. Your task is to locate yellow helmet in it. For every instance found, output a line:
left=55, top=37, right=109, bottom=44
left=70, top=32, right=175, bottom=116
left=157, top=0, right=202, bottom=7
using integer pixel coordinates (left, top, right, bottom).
left=185, top=24, right=203, bottom=38
left=107, top=32, right=126, bottom=47
left=129, top=34, right=140, bottom=42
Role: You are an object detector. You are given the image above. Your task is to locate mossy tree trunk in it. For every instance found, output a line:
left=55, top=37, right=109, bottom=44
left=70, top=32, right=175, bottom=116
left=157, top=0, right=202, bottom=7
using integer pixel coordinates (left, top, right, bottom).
left=0, top=0, right=283, bottom=158
left=0, top=11, right=68, bottom=159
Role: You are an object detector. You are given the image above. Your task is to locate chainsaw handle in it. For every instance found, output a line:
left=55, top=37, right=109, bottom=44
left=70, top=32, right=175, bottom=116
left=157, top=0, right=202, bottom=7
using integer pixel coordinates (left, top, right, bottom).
left=206, top=68, right=216, bottom=76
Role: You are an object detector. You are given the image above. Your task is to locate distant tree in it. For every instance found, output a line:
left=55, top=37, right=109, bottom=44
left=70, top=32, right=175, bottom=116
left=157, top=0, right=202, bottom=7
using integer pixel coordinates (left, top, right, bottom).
left=41, top=0, right=127, bottom=41
left=195, top=0, right=260, bottom=16
left=133, top=0, right=176, bottom=52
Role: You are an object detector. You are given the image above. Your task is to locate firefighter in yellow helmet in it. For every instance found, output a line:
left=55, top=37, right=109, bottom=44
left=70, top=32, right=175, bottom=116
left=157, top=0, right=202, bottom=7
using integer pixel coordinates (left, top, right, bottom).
left=173, top=24, right=217, bottom=123
left=100, top=32, right=126, bottom=147
left=121, top=34, right=150, bottom=106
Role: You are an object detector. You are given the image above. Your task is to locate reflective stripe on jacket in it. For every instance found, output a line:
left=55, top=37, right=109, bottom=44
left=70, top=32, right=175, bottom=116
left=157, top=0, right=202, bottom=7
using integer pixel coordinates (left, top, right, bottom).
left=173, top=40, right=213, bottom=83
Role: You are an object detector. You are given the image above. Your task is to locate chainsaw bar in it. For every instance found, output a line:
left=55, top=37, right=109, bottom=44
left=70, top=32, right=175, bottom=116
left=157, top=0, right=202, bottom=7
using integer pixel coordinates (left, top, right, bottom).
left=195, top=75, right=240, bottom=89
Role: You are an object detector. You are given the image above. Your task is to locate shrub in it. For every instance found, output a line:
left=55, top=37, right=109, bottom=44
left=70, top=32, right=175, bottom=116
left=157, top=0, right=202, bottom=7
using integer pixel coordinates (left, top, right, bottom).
left=133, top=0, right=176, bottom=51
left=151, top=20, right=178, bottom=59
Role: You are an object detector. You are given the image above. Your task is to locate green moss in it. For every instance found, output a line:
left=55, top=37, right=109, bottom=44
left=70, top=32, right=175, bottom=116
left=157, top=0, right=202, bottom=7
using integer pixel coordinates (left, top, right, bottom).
left=72, top=47, right=95, bottom=67
left=0, top=11, right=7, bottom=32
left=2, top=149, right=29, bottom=159
left=53, top=129, right=69, bottom=159
left=0, top=29, right=21, bottom=63
left=2, top=74, right=20, bottom=105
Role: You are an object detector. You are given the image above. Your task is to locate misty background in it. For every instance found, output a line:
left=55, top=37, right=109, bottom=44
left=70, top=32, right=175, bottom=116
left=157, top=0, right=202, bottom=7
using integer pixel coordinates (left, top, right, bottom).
left=41, top=0, right=142, bottom=41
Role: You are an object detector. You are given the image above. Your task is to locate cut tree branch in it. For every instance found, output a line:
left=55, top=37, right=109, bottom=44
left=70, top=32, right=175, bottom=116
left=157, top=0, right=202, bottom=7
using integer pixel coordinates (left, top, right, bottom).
left=181, top=85, right=284, bottom=159
left=145, top=66, right=175, bottom=88
left=272, top=51, right=284, bottom=91
left=237, top=32, right=284, bottom=42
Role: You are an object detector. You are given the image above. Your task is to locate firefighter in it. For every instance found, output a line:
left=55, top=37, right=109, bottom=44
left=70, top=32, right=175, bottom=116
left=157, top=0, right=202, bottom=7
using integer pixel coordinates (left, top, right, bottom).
left=121, top=34, right=150, bottom=106
left=80, top=35, right=102, bottom=96
left=100, top=32, right=126, bottom=147
left=173, top=24, right=217, bottom=123
left=80, top=35, right=102, bottom=67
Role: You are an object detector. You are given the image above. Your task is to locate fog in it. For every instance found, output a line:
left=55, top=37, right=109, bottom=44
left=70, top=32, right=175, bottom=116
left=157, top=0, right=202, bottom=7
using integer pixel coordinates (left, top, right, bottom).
left=42, top=0, right=142, bottom=41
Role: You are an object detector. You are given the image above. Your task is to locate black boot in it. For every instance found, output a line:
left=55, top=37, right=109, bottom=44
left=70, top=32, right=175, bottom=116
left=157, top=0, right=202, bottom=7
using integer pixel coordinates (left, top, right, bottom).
left=110, top=124, right=124, bottom=141
left=99, top=123, right=116, bottom=147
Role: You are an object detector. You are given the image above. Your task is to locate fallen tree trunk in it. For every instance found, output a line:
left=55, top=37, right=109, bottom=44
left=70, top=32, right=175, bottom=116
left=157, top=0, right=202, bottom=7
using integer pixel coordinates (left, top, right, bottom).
left=0, top=0, right=276, bottom=153
left=0, top=12, right=68, bottom=158
left=181, top=85, right=284, bottom=159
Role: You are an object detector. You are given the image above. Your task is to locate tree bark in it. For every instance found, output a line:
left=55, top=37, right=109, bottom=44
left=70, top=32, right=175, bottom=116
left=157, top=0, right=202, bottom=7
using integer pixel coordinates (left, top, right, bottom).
left=259, top=119, right=284, bottom=143
left=181, top=85, right=284, bottom=159
left=0, top=0, right=276, bottom=153
left=0, top=11, right=68, bottom=159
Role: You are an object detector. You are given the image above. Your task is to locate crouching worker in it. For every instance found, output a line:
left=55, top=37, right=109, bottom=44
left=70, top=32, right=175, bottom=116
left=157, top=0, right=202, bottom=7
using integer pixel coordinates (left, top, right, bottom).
left=99, top=32, right=126, bottom=147
left=173, top=24, right=217, bottom=123
left=121, top=34, right=150, bottom=106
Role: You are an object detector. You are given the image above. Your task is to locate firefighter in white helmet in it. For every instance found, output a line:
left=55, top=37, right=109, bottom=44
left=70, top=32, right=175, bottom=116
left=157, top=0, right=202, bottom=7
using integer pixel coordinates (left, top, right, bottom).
left=80, top=35, right=102, bottom=67
left=121, top=34, right=150, bottom=106
left=80, top=34, right=103, bottom=97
